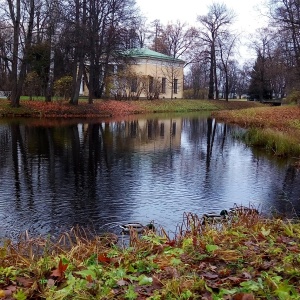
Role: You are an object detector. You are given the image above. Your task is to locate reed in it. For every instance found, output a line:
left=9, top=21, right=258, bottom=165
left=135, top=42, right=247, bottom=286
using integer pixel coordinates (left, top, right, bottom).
left=242, top=127, right=300, bottom=156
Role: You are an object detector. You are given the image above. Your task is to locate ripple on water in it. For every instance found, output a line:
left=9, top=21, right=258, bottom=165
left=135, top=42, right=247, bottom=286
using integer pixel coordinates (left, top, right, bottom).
left=0, top=118, right=300, bottom=240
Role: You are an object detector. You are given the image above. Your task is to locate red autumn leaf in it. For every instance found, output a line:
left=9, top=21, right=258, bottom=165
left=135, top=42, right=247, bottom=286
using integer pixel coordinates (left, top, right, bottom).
left=165, top=240, right=176, bottom=247
left=86, top=275, right=93, bottom=283
left=98, top=254, right=111, bottom=263
left=51, top=259, right=68, bottom=278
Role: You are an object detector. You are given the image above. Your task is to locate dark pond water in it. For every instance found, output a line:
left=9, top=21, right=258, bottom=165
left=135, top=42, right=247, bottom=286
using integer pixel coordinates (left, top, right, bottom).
left=0, top=113, right=299, bottom=240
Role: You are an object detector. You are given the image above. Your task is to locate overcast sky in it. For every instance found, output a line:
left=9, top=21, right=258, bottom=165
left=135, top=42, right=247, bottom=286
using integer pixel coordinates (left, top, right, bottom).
left=135, top=0, right=268, bottom=60
left=135, top=0, right=267, bottom=32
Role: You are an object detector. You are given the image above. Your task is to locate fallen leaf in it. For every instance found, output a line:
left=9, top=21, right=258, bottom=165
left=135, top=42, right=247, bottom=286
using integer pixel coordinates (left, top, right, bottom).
left=0, top=285, right=17, bottom=298
left=228, top=276, right=243, bottom=284
left=16, top=276, right=34, bottom=288
left=163, top=267, right=179, bottom=279
left=51, top=259, right=68, bottom=278
left=165, top=240, right=176, bottom=247
left=287, top=245, right=300, bottom=252
left=233, top=293, right=255, bottom=300
left=200, top=291, right=213, bottom=300
left=152, top=275, right=163, bottom=289
left=242, top=272, right=252, bottom=279
left=276, top=235, right=291, bottom=244
left=202, top=272, right=219, bottom=279
left=47, top=279, right=56, bottom=288
left=117, top=279, right=128, bottom=286
left=209, top=265, right=217, bottom=271
left=198, top=262, right=207, bottom=270
left=98, top=254, right=111, bottom=264
left=260, top=227, right=270, bottom=237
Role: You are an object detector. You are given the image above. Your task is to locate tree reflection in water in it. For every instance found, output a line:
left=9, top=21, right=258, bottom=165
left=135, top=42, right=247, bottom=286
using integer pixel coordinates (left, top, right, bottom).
left=0, top=115, right=299, bottom=240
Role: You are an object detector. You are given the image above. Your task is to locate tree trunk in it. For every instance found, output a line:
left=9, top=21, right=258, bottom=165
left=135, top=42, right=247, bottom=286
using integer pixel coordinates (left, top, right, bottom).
left=9, top=0, right=21, bottom=107
left=225, top=69, right=229, bottom=101
left=71, top=61, right=84, bottom=105
left=45, top=36, right=55, bottom=102
left=10, top=0, right=35, bottom=107
left=208, top=45, right=214, bottom=100
left=213, top=43, right=219, bottom=100
left=70, top=0, right=86, bottom=105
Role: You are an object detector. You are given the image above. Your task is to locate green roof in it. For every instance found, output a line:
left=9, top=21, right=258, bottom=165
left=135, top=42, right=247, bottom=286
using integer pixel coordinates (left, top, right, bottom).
left=122, top=48, right=185, bottom=63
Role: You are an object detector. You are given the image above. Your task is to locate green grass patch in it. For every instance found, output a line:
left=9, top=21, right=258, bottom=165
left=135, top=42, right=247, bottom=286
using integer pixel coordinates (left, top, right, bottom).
left=20, top=96, right=46, bottom=101
left=290, top=119, right=300, bottom=130
left=135, top=99, right=221, bottom=112
left=242, top=128, right=300, bottom=156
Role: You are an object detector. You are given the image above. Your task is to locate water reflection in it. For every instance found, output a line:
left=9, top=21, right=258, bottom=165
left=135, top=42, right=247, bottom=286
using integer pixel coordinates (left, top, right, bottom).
left=0, top=115, right=299, bottom=239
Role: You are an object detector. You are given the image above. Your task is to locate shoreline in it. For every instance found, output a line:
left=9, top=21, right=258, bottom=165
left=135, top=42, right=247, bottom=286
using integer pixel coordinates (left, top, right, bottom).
left=0, top=99, right=263, bottom=118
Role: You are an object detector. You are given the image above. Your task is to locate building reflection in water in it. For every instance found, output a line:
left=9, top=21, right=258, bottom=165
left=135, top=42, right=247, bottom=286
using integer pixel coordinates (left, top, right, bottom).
left=0, top=116, right=299, bottom=240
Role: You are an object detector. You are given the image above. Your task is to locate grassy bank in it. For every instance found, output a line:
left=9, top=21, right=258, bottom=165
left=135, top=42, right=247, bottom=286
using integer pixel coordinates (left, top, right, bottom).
left=1, top=210, right=300, bottom=299
left=0, top=99, right=263, bottom=118
left=213, top=106, right=300, bottom=157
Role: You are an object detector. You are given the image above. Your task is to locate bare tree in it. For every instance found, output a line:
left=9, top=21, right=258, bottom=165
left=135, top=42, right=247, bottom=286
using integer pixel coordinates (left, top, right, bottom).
left=149, top=19, right=163, bottom=52
left=44, top=0, right=62, bottom=102
left=83, top=0, right=138, bottom=103
left=149, top=20, right=198, bottom=63
left=218, top=32, right=238, bottom=101
left=248, top=28, right=275, bottom=101
left=0, top=0, right=63, bottom=103
left=0, top=21, right=13, bottom=91
left=67, top=0, right=87, bottom=105
left=121, top=16, right=148, bottom=49
left=3, top=0, right=35, bottom=106
left=184, top=58, right=210, bottom=99
left=235, top=62, right=252, bottom=99
left=197, top=2, right=235, bottom=100
left=267, top=0, right=300, bottom=93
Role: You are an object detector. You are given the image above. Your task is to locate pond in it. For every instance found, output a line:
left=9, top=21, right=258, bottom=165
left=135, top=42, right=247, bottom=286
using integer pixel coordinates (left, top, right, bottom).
left=0, top=113, right=299, bottom=240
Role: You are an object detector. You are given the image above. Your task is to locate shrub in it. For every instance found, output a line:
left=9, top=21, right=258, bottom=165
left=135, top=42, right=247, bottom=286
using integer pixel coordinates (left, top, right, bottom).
left=24, top=71, right=42, bottom=99
left=285, top=90, right=300, bottom=105
left=54, top=76, right=73, bottom=101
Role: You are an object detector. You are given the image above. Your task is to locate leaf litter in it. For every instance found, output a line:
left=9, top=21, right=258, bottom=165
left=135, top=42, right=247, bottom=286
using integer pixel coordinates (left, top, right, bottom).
left=0, top=207, right=300, bottom=299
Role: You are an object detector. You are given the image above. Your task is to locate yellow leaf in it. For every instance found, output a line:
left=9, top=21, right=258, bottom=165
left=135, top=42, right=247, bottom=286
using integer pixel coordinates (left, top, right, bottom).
left=261, top=227, right=270, bottom=237
left=0, top=290, right=5, bottom=298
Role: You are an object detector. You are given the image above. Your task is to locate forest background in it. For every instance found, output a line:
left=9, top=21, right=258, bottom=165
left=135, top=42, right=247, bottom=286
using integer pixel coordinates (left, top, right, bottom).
left=0, top=0, right=300, bottom=106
